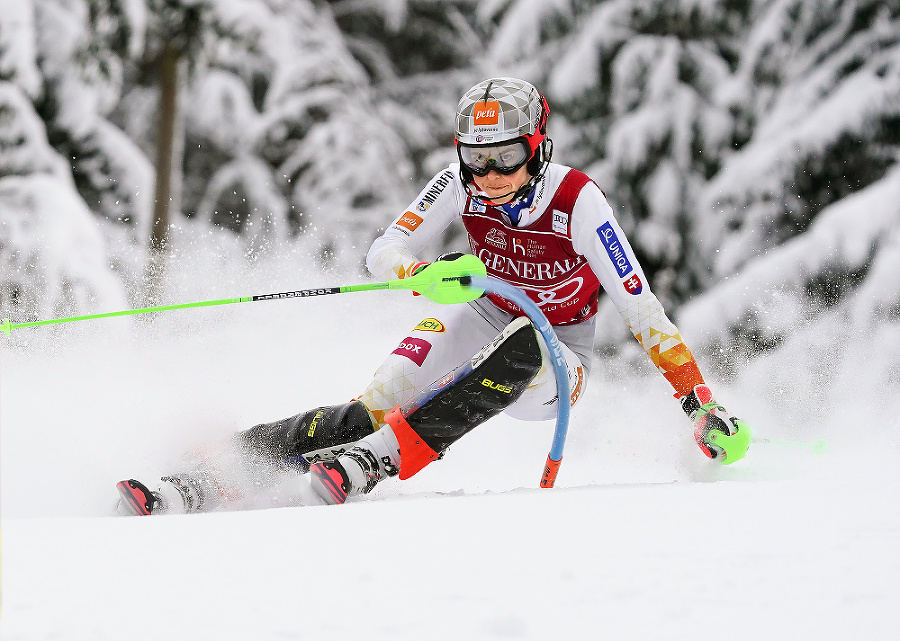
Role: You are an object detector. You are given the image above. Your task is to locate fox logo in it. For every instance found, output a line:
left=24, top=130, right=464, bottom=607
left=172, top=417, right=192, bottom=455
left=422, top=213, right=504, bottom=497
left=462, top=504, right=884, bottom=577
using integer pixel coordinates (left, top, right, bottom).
left=393, top=337, right=432, bottom=366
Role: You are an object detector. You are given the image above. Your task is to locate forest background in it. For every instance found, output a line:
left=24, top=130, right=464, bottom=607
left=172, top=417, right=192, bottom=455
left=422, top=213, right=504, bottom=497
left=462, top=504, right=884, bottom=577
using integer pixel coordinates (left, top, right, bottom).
left=3, top=5, right=899, bottom=637
left=1, top=0, right=899, bottom=385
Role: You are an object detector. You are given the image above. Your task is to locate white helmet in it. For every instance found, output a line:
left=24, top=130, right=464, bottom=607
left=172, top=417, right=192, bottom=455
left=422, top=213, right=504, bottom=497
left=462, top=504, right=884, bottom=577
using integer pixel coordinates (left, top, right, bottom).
left=454, top=77, right=552, bottom=203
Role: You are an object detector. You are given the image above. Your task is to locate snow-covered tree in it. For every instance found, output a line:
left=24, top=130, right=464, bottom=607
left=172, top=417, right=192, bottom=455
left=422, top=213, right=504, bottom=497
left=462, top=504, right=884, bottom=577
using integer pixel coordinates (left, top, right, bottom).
left=32, top=0, right=151, bottom=235
left=701, top=0, right=900, bottom=280
left=2, top=0, right=897, bottom=379
left=326, top=0, right=484, bottom=80
left=1, top=0, right=133, bottom=322
left=682, top=0, right=900, bottom=372
left=475, top=0, right=899, bottom=372
left=241, top=2, right=414, bottom=271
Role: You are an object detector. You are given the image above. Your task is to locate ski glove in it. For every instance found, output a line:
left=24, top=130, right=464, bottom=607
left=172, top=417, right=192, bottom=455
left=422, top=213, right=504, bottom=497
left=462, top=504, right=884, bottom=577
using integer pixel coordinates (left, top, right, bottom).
left=411, top=253, right=484, bottom=298
left=679, top=384, right=751, bottom=464
left=411, top=252, right=467, bottom=276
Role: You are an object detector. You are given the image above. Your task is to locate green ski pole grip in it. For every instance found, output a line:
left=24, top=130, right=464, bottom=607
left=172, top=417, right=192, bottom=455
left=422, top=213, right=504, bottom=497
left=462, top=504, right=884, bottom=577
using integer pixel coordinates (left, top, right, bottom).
left=389, top=254, right=487, bottom=304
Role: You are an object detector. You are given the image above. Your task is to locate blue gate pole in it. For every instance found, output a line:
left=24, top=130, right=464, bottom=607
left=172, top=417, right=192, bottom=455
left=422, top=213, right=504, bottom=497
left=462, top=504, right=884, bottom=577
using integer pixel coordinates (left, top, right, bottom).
left=468, top=277, right=570, bottom=488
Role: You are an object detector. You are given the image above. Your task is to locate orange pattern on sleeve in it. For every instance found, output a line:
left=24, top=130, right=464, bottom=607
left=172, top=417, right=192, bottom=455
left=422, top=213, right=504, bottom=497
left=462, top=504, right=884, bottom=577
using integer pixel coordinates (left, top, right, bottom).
left=617, top=294, right=705, bottom=397
left=369, top=245, right=421, bottom=282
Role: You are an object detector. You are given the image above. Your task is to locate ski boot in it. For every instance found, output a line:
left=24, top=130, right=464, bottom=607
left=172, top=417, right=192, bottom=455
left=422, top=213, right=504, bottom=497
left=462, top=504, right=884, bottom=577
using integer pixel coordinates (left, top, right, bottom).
left=310, top=428, right=401, bottom=505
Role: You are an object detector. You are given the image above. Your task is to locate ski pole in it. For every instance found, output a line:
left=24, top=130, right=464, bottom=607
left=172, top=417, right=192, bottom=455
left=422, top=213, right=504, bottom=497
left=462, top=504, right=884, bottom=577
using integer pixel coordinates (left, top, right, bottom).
left=2, top=257, right=573, bottom=489
left=0, top=255, right=489, bottom=336
left=752, top=436, right=829, bottom=455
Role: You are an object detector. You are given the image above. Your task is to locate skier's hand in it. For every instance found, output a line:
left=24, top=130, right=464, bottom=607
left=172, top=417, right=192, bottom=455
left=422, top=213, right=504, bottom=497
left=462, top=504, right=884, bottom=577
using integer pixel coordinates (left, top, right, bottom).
left=400, top=254, right=487, bottom=304
left=679, top=384, right=751, bottom=464
left=411, top=252, right=467, bottom=276
left=411, top=253, right=483, bottom=298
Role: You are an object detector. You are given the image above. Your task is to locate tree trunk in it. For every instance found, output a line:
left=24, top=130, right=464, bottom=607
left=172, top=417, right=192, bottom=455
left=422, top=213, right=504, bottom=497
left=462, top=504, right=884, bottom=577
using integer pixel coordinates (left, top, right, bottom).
left=146, top=44, right=185, bottom=303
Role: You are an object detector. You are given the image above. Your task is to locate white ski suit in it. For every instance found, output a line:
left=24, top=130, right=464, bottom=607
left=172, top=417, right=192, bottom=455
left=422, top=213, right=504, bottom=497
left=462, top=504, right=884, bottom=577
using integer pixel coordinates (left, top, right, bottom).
left=359, top=162, right=706, bottom=424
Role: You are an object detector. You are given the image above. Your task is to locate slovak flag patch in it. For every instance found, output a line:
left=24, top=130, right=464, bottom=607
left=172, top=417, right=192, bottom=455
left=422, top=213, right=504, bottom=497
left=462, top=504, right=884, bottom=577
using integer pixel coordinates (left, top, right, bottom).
left=623, top=274, right=643, bottom=295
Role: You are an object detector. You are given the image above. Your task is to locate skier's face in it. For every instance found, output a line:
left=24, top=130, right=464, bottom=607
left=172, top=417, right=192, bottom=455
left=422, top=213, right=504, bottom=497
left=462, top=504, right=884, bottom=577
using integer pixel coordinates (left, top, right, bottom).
left=471, top=164, right=532, bottom=205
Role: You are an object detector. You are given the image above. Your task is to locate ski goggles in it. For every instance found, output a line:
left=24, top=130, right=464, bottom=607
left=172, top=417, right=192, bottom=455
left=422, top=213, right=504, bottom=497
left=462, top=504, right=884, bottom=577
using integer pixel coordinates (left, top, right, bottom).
left=457, top=139, right=531, bottom=176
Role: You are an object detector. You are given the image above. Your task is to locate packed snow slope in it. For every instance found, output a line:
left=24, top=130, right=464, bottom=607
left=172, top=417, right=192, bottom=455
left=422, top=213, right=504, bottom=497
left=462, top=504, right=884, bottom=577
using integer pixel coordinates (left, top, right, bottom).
left=2, top=263, right=899, bottom=640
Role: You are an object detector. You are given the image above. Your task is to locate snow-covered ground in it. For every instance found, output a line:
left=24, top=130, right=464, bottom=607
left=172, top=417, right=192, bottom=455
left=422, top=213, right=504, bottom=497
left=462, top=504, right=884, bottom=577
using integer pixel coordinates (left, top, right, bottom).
left=2, top=263, right=899, bottom=639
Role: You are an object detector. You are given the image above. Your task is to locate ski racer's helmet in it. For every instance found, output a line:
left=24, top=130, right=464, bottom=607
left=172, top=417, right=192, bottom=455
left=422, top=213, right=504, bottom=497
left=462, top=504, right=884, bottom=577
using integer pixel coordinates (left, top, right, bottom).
left=455, top=77, right=553, bottom=204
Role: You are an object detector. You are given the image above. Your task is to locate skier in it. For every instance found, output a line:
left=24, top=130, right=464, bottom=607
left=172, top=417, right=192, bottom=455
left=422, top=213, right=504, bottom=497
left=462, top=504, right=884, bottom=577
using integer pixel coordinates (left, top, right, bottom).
left=117, top=77, right=751, bottom=516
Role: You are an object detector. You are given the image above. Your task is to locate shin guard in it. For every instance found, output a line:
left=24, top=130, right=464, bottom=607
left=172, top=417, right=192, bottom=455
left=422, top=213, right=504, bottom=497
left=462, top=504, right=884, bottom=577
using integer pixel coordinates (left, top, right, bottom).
left=387, top=317, right=542, bottom=479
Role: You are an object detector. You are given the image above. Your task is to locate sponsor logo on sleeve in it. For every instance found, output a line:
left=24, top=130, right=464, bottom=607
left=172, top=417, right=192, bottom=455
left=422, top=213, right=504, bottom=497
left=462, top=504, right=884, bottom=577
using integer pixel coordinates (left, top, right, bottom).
left=395, top=211, right=423, bottom=233
left=597, top=221, right=634, bottom=277
left=623, top=273, right=643, bottom=295
left=416, top=170, right=454, bottom=212
left=392, top=337, right=432, bottom=367
left=414, top=318, right=445, bottom=333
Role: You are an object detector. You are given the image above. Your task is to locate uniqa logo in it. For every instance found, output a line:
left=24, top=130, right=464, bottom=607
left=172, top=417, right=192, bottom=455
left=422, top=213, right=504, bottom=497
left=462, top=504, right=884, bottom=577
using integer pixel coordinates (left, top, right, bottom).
left=597, top=221, right=633, bottom=277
